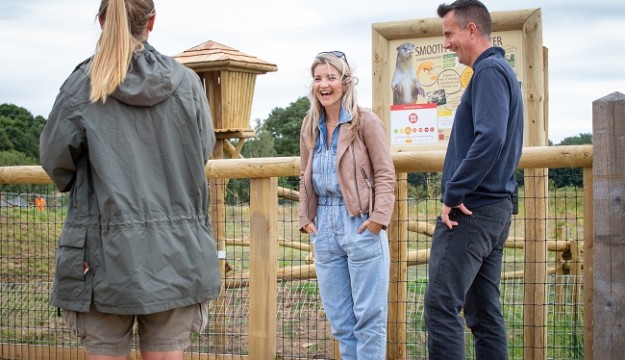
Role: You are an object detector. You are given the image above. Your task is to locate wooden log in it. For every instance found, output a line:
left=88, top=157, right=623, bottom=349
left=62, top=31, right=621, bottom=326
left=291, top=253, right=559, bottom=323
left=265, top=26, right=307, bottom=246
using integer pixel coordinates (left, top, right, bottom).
left=248, top=177, right=278, bottom=358
left=205, top=157, right=300, bottom=179
left=0, top=145, right=594, bottom=184
left=277, top=263, right=316, bottom=280
left=406, top=249, right=430, bottom=266
left=371, top=9, right=540, bottom=41
left=504, top=237, right=573, bottom=252
left=502, top=266, right=557, bottom=281
left=210, top=140, right=228, bottom=351
left=391, top=145, right=592, bottom=173
left=223, top=140, right=297, bottom=200
left=522, top=10, right=548, bottom=357
left=407, top=220, right=435, bottom=236
left=583, top=167, right=594, bottom=360
left=277, top=186, right=299, bottom=201
left=224, top=263, right=317, bottom=289
left=388, top=174, right=408, bottom=360
left=592, top=91, right=625, bottom=360
left=0, top=165, right=51, bottom=184
left=523, top=167, right=549, bottom=360
left=225, top=238, right=311, bottom=252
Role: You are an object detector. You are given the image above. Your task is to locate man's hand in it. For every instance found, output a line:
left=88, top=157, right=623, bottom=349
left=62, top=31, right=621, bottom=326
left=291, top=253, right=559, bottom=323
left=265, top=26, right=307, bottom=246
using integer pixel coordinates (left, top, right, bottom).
left=441, top=203, right=473, bottom=229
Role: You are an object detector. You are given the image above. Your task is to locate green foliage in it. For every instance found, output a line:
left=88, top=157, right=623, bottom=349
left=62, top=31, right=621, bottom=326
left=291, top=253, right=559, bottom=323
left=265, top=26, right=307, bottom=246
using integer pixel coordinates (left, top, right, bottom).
left=514, top=168, right=524, bottom=186
left=0, top=103, right=46, bottom=161
left=225, top=178, right=250, bottom=204
left=407, top=172, right=441, bottom=200
left=291, top=281, right=319, bottom=296
left=241, top=119, right=278, bottom=158
left=256, top=96, right=310, bottom=157
left=549, top=133, right=592, bottom=188
left=558, top=133, right=592, bottom=145
left=0, top=150, right=38, bottom=166
left=226, top=118, right=276, bottom=204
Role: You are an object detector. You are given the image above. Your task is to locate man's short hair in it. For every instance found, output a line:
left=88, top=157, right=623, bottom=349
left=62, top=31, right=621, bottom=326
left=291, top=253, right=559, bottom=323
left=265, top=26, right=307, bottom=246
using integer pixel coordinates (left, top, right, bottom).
left=437, top=0, right=492, bottom=36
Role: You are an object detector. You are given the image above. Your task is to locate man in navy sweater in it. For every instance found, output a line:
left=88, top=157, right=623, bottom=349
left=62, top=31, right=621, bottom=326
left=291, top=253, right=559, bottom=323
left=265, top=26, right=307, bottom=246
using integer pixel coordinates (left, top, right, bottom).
left=424, top=1, right=523, bottom=359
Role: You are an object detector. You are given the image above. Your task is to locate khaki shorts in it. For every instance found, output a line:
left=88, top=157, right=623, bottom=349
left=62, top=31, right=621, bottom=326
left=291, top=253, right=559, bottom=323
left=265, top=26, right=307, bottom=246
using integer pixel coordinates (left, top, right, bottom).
left=62, top=303, right=209, bottom=356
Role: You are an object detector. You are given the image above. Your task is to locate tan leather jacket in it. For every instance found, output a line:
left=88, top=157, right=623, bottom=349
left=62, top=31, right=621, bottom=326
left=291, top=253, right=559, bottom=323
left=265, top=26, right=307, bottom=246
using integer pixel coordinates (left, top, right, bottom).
left=299, top=107, right=396, bottom=231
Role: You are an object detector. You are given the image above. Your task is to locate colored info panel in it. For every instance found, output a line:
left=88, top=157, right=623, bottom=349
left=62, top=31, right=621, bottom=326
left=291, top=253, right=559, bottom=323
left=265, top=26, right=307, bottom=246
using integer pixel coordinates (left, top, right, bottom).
left=390, top=103, right=438, bottom=145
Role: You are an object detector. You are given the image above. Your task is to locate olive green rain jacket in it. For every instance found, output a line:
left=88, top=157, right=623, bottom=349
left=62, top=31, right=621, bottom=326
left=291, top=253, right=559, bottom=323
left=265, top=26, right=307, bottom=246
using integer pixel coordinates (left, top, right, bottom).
left=40, top=43, right=221, bottom=315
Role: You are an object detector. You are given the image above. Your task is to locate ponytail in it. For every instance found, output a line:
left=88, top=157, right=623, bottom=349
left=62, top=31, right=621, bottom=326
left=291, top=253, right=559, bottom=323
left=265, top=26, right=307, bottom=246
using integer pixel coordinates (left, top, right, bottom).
left=89, top=0, right=155, bottom=103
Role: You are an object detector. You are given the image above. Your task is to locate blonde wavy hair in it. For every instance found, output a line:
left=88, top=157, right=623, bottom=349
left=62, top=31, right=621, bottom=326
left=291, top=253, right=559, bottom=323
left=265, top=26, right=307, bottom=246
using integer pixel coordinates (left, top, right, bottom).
left=89, top=0, right=155, bottom=103
left=301, top=52, right=360, bottom=147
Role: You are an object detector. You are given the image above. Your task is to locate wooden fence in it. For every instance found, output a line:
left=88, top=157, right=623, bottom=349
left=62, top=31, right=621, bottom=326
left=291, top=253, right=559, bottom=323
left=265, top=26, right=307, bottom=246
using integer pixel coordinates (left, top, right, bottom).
left=0, top=144, right=593, bottom=360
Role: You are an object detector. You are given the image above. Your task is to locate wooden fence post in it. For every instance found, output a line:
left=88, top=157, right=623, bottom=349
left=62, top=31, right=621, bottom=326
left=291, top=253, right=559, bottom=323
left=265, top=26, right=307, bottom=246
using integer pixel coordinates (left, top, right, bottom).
left=209, top=175, right=228, bottom=351
left=592, top=91, right=625, bottom=360
left=387, top=173, right=408, bottom=359
left=522, top=9, right=548, bottom=359
left=249, top=177, right=278, bottom=359
left=583, top=167, right=594, bottom=360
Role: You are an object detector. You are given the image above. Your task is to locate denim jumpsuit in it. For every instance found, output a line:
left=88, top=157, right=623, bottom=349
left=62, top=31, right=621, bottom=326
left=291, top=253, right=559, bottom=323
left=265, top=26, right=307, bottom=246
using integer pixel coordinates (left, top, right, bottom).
left=310, top=113, right=390, bottom=359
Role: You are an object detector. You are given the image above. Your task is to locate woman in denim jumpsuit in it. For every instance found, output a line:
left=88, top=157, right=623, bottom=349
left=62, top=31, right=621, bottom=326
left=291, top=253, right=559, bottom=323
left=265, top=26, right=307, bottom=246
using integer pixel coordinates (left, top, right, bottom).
left=298, top=52, right=396, bottom=359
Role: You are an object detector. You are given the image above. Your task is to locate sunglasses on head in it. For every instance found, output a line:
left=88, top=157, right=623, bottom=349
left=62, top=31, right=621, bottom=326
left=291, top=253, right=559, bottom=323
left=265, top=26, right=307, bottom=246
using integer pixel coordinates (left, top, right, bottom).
left=317, top=51, right=349, bottom=67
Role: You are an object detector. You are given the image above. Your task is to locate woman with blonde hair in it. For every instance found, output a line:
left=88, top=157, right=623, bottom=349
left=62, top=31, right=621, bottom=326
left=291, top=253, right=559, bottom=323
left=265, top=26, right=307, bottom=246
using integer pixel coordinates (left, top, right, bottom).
left=299, top=51, right=396, bottom=359
left=40, top=1, right=221, bottom=359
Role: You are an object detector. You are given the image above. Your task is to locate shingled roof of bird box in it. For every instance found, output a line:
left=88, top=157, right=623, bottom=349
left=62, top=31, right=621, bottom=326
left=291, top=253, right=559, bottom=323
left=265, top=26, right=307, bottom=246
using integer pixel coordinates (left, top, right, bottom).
left=173, top=41, right=277, bottom=139
left=174, top=41, right=278, bottom=74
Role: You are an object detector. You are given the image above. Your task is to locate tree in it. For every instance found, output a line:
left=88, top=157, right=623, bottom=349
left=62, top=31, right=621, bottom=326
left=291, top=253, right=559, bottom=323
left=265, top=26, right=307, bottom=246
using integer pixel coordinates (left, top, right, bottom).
left=0, top=150, right=37, bottom=166
left=260, top=97, right=310, bottom=191
left=558, top=133, right=592, bottom=146
left=241, top=119, right=277, bottom=158
left=0, top=103, right=46, bottom=161
left=549, top=133, right=592, bottom=188
left=258, top=96, right=310, bottom=156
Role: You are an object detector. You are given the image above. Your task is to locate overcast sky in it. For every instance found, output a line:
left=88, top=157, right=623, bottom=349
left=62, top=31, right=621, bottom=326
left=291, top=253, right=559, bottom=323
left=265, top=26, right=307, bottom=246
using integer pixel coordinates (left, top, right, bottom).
left=1, top=0, right=624, bottom=143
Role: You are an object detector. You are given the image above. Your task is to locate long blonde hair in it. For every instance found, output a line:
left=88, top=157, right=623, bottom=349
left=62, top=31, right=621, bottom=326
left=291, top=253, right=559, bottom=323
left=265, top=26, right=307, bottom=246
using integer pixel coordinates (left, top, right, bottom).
left=301, top=53, right=360, bottom=147
left=89, top=0, right=155, bottom=103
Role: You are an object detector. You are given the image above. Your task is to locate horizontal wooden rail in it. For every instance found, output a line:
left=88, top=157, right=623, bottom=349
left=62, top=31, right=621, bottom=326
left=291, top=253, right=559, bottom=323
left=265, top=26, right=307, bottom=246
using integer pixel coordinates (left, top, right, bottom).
left=0, top=145, right=593, bottom=184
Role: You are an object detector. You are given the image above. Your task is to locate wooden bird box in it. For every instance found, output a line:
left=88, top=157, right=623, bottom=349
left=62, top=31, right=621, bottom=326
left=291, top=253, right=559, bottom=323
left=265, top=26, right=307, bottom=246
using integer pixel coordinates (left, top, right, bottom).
left=173, top=41, right=277, bottom=139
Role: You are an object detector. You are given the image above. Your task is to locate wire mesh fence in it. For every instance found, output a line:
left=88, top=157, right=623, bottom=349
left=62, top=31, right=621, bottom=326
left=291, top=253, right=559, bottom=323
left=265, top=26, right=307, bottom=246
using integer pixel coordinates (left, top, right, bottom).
left=0, top=168, right=586, bottom=359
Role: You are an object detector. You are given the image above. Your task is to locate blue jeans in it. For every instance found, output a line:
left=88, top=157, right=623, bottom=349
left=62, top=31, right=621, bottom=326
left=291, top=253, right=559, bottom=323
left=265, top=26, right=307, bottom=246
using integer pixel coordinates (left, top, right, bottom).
left=312, top=197, right=390, bottom=360
left=424, top=199, right=512, bottom=360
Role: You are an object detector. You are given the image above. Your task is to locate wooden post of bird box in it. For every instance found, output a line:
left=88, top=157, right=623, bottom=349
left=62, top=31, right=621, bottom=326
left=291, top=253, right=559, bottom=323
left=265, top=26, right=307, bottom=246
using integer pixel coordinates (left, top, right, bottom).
left=174, top=41, right=277, bottom=351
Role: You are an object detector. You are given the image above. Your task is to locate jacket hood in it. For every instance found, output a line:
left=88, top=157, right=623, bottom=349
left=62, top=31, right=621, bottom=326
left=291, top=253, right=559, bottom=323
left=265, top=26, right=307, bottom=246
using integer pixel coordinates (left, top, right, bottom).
left=110, top=42, right=184, bottom=107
